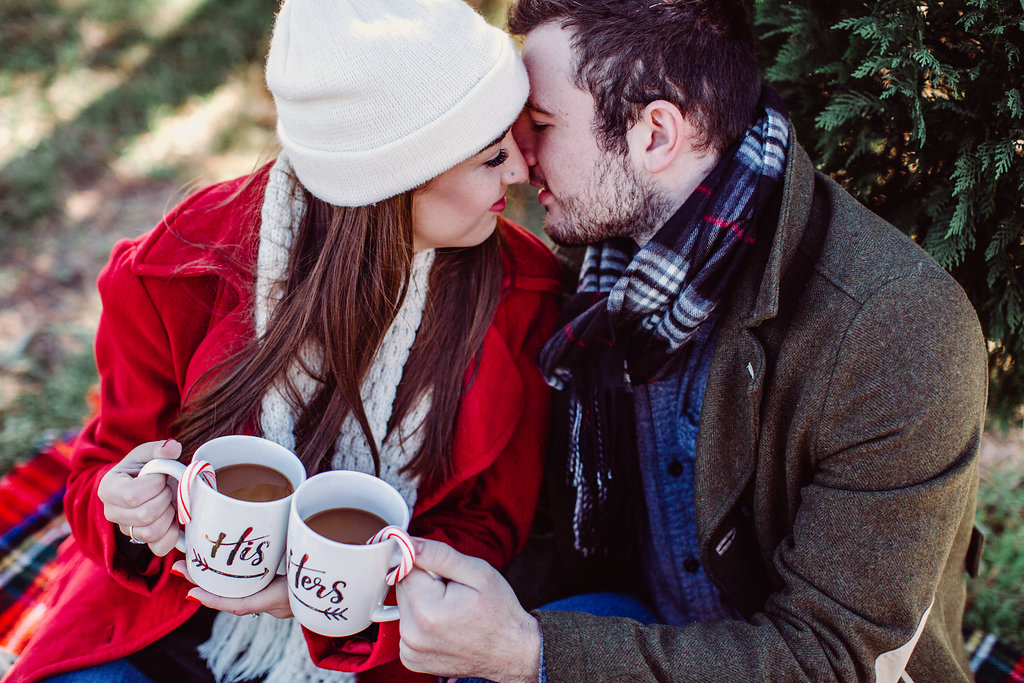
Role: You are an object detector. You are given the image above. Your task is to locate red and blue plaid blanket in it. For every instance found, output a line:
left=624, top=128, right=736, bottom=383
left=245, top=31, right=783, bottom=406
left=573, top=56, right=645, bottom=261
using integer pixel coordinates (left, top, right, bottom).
left=0, top=439, right=72, bottom=673
left=967, top=629, right=1024, bottom=682
left=0, top=438, right=1021, bottom=680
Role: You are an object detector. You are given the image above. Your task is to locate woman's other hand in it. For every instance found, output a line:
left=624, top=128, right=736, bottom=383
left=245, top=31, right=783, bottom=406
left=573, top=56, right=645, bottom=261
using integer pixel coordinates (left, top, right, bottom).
left=173, top=559, right=293, bottom=619
left=98, top=439, right=182, bottom=556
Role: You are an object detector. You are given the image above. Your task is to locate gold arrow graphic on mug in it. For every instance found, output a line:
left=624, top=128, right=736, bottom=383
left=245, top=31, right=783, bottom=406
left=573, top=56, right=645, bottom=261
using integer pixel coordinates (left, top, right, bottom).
left=288, top=589, right=349, bottom=621
left=191, top=550, right=270, bottom=579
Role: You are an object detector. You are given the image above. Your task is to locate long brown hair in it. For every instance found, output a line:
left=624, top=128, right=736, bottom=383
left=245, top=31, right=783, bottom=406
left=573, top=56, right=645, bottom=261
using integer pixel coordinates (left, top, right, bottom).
left=172, top=173, right=504, bottom=491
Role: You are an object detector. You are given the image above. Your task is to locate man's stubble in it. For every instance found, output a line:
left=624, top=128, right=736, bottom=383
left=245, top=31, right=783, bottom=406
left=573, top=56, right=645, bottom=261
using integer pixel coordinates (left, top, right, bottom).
left=544, top=151, right=675, bottom=248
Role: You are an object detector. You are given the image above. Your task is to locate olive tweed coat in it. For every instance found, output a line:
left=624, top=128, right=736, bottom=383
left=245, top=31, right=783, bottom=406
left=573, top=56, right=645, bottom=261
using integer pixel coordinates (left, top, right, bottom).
left=536, top=135, right=988, bottom=682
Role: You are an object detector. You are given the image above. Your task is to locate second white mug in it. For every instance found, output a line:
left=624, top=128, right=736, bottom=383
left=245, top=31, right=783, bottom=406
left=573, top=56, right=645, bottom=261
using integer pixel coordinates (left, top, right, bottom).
left=286, top=470, right=414, bottom=637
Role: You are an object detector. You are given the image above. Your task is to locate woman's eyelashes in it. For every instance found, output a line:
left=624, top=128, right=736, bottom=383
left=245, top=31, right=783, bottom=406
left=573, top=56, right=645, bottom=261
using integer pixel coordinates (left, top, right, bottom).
left=484, top=147, right=509, bottom=168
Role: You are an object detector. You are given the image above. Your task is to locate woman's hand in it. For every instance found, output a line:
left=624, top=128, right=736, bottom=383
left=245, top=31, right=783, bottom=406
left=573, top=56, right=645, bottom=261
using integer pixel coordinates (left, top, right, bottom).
left=97, top=439, right=182, bottom=556
left=172, top=559, right=293, bottom=619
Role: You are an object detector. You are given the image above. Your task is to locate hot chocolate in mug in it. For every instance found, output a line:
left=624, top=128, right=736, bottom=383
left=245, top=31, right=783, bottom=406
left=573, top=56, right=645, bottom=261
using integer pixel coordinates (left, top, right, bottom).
left=138, top=435, right=307, bottom=598
left=286, top=470, right=416, bottom=637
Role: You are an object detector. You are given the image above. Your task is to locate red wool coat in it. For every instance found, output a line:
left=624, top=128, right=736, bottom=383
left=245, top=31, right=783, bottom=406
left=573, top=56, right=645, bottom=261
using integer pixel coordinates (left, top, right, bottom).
left=6, top=166, right=562, bottom=683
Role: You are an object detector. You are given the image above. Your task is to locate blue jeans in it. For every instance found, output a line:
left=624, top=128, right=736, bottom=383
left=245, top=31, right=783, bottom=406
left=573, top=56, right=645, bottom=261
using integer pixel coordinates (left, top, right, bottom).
left=42, top=659, right=152, bottom=683
left=457, top=592, right=658, bottom=683
left=538, top=592, right=658, bottom=623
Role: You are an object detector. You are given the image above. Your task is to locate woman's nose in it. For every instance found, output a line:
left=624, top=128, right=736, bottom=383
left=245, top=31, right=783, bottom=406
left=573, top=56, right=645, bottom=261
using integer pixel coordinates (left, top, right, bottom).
left=502, top=138, right=529, bottom=186
left=511, top=110, right=537, bottom=167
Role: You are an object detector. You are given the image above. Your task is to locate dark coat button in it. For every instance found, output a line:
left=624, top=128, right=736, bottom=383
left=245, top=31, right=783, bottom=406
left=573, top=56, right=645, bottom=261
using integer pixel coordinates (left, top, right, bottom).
left=668, top=460, right=683, bottom=476
left=683, top=556, right=700, bottom=573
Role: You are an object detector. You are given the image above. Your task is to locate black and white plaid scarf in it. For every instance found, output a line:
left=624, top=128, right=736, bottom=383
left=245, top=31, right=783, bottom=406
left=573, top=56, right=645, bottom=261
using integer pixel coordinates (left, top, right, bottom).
left=539, top=88, right=789, bottom=557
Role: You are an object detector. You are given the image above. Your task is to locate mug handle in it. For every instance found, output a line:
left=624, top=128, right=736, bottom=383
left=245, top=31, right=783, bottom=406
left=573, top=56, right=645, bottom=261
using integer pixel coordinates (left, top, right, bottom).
left=137, top=459, right=188, bottom=552
left=371, top=604, right=401, bottom=622
left=368, top=525, right=417, bottom=623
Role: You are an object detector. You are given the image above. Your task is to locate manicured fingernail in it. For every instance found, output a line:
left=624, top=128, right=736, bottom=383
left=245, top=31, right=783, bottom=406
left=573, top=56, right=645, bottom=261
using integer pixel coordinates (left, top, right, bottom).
left=185, top=594, right=200, bottom=604
left=162, top=439, right=175, bottom=448
left=169, top=568, right=184, bottom=578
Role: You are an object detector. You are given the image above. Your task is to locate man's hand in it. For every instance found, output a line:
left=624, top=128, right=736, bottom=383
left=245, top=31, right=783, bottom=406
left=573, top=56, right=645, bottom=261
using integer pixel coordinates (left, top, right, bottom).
left=397, top=538, right=541, bottom=683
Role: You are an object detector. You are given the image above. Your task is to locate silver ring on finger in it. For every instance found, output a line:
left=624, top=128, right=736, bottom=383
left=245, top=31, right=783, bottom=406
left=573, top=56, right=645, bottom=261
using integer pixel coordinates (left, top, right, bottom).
left=128, top=525, right=144, bottom=544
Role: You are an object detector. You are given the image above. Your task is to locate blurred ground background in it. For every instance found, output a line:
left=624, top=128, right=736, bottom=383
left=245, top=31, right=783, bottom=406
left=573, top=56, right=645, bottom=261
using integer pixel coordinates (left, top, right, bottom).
left=1, top=0, right=1021, bottom=648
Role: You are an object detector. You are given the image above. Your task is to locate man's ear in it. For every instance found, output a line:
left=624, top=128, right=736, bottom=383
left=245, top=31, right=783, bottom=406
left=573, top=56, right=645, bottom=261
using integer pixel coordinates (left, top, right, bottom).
left=626, top=100, right=694, bottom=174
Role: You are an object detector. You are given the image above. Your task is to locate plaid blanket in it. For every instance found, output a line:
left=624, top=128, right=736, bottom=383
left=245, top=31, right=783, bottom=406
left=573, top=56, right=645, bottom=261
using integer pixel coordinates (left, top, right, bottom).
left=0, top=439, right=72, bottom=673
left=0, top=438, right=1021, bottom=681
left=966, top=629, right=1024, bottom=682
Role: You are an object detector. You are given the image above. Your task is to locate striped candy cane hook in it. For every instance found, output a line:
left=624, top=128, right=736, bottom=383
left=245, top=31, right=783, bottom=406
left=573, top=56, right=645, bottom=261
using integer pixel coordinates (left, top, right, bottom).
left=177, top=460, right=216, bottom=525
left=368, top=525, right=416, bottom=586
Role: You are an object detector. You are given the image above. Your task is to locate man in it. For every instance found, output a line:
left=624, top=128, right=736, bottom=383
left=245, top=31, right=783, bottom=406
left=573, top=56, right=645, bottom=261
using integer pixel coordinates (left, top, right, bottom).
left=396, top=1, right=988, bottom=681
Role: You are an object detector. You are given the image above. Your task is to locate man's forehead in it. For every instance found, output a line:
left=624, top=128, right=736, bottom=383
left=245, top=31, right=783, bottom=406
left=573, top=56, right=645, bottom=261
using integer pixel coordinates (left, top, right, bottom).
left=522, top=23, right=588, bottom=118
left=522, top=22, right=575, bottom=82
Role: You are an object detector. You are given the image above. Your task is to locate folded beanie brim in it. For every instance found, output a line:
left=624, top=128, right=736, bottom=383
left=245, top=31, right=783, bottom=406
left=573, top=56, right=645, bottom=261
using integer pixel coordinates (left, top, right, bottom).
left=267, top=0, right=530, bottom=207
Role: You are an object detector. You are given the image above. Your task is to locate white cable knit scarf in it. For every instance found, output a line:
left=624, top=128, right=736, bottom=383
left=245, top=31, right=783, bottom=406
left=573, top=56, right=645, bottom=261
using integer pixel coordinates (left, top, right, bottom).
left=198, top=155, right=433, bottom=683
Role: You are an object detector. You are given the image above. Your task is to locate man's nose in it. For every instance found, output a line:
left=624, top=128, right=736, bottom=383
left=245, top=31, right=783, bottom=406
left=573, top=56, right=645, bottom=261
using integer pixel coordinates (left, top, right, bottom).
left=511, top=111, right=537, bottom=167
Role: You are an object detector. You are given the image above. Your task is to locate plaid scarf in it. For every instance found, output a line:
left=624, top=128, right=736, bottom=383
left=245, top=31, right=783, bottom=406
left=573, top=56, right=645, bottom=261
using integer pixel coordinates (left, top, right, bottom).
left=539, top=88, right=789, bottom=558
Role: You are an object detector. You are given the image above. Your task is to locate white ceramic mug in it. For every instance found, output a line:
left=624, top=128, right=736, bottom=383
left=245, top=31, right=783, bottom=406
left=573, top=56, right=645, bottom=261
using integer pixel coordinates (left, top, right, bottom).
left=286, top=470, right=414, bottom=637
left=138, top=435, right=307, bottom=598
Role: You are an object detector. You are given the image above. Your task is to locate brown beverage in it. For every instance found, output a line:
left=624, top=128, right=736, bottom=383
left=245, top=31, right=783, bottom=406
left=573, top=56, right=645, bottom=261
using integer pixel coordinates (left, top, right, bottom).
left=304, top=507, right=389, bottom=545
left=216, top=463, right=294, bottom=502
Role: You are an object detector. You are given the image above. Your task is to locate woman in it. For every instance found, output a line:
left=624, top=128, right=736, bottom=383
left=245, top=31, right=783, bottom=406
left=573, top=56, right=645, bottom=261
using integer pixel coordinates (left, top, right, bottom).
left=5, top=0, right=561, bottom=681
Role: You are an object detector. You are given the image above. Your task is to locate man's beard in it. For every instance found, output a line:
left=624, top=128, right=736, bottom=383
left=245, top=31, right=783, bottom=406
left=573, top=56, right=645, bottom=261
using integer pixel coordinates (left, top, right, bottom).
left=544, top=152, right=674, bottom=247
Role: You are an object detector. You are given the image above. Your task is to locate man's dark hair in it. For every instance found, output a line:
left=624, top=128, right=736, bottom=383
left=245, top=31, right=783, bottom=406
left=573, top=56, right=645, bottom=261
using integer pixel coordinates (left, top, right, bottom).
left=508, top=0, right=761, bottom=155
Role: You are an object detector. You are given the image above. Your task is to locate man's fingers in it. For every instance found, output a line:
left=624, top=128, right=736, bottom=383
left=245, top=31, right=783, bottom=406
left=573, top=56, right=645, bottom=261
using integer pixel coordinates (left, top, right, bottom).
left=399, top=639, right=421, bottom=672
left=410, top=538, right=490, bottom=587
left=399, top=640, right=437, bottom=676
left=397, top=566, right=448, bottom=625
left=399, top=566, right=446, bottom=595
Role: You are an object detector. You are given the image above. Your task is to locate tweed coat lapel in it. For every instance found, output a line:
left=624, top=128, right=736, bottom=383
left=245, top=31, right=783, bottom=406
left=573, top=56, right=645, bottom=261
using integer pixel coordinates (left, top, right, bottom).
left=694, top=131, right=815, bottom=614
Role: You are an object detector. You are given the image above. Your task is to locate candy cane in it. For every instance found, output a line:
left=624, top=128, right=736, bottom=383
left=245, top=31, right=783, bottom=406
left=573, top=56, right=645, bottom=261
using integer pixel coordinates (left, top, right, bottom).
left=177, top=460, right=217, bottom=525
left=368, top=525, right=416, bottom=586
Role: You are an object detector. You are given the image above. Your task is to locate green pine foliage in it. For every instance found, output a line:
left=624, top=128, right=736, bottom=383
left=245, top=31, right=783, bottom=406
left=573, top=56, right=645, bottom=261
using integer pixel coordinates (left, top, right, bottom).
left=754, top=0, right=1024, bottom=424
left=967, top=456, right=1024, bottom=649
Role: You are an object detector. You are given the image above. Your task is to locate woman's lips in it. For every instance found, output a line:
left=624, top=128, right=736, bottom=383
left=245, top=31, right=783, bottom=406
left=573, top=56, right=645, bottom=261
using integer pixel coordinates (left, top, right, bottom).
left=490, top=196, right=507, bottom=212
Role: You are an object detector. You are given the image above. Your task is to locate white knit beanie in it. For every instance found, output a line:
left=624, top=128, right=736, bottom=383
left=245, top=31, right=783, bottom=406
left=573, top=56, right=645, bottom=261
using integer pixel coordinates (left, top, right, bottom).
left=265, top=0, right=529, bottom=206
